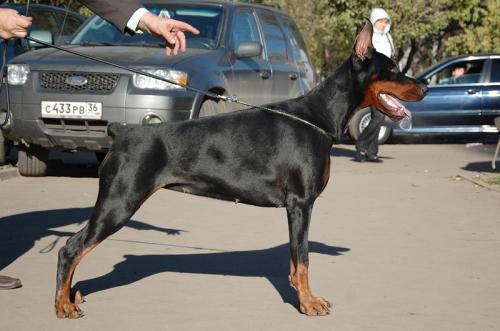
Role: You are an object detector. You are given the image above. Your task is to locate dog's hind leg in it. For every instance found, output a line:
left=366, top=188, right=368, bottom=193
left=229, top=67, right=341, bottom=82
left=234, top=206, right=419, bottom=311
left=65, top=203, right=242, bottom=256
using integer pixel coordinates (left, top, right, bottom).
left=54, top=159, right=163, bottom=319
left=287, top=201, right=332, bottom=316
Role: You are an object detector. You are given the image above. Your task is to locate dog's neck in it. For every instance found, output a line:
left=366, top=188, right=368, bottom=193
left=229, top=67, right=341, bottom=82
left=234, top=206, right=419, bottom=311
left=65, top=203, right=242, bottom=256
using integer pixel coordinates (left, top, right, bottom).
left=288, top=58, right=368, bottom=140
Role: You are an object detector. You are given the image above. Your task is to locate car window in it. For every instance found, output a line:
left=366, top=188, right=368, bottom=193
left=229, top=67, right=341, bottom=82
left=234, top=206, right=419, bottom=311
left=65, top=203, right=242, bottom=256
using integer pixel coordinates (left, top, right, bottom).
left=429, top=59, right=485, bottom=86
left=72, top=5, right=223, bottom=50
left=490, top=59, right=500, bottom=83
left=30, top=9, right=61, bottom=36
left=279, top=15, right=309, bottom=64
left=56, top=13, right=84, bottom=36
left=257, top=10, right=288, bottom=62
left=230, top=9, right=261, bottom=52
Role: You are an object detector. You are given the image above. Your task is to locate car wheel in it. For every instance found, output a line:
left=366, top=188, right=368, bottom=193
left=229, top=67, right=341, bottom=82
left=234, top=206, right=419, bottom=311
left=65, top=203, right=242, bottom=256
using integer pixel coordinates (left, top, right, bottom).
left=0, top=133, right=7, bottom=166
left=199, top=99, right=226, bottom=117
left=17, top=144, right=49, bottom=177
left=348, top=107, right=391, bottom=145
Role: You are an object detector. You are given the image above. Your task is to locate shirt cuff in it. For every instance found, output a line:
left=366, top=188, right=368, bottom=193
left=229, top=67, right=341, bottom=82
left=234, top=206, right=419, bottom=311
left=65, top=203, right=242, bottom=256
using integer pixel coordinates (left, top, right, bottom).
left=126, top=8, right=149, bottom=34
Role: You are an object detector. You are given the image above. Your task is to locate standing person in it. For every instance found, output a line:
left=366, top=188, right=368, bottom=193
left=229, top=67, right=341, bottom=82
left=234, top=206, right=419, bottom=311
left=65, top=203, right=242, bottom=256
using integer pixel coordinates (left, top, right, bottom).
left=355, top=7, right=395, bottom=163
left=0, top=0, right=198, bottom=290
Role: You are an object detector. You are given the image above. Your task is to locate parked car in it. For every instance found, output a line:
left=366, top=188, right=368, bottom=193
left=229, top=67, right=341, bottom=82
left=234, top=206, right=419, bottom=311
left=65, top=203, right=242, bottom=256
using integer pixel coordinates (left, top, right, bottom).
left=349, top=54, right=500, bottom=144
left=0, top=3, right=86, bottom=166
left=0, top=0, right=314, bottom=176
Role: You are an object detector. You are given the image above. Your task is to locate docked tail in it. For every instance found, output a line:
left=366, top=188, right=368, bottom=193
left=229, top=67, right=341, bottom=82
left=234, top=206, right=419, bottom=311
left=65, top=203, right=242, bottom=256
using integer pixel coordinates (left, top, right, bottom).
left=107, top=123, right=129, bottom=139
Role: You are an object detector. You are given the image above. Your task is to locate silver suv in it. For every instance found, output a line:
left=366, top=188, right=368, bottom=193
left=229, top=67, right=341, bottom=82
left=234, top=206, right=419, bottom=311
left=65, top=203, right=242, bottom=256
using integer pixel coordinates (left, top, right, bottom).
left=1, top=0, right=314, bottom=176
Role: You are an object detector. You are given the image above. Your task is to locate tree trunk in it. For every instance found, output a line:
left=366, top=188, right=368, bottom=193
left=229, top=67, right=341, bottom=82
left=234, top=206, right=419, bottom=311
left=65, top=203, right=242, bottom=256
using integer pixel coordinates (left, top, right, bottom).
left=398, top=38, right=417, bottom=75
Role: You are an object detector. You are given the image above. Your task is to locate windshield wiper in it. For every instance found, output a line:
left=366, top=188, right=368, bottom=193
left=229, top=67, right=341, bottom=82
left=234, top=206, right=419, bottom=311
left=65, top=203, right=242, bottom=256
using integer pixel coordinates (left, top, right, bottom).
left=121, top=41, right=164, bottom=48
left=77, top=41, right=115, bottom=46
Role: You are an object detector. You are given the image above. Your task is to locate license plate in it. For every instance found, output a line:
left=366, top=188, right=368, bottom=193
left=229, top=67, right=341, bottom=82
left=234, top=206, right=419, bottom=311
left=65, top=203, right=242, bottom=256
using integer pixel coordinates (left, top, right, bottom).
left=41, top=101, right=102, bottom=119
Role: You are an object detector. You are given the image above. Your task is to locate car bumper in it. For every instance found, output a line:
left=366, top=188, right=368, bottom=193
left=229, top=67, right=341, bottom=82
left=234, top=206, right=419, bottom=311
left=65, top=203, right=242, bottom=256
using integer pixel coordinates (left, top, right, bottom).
left=2, top=86, right=201, bottom=151
left=383, top=116, right=499, bottom=135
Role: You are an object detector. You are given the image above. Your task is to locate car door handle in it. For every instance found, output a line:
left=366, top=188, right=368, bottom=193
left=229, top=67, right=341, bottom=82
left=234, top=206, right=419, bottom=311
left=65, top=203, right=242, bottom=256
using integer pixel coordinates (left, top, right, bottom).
left=260, top=70, right=271, bottom=80
left=467, top=89, right=480, bottom=95
left=289, top=72, right=299, bottom=80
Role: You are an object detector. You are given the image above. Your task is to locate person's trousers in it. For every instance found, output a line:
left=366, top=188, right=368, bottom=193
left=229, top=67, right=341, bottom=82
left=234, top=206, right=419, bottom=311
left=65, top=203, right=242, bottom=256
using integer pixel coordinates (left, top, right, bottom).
left=355, top=107, right=385, bottom=157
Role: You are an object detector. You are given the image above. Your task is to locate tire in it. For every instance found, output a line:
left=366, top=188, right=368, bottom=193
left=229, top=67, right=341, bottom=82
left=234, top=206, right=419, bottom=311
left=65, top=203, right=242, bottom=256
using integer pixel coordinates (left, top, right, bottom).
left=348, top=107, right=391, bottom=145
left=17, top=144, right=49, bottom=177
left=0, top=133, right=7, bottom=166
left=198, top=99, right=227, bottom=118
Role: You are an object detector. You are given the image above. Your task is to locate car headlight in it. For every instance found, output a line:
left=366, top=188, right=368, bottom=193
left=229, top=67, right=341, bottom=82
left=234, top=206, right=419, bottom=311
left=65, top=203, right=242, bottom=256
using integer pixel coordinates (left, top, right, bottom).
left=132, top=69, right=187, bottom=90
left=7, top=64, right=30, bottom=85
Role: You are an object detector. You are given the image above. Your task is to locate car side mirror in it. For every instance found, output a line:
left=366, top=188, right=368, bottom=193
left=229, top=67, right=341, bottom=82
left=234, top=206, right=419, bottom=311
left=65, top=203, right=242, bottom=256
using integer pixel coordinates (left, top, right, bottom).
left=28, top=30, right=54, bottom=49
left=234, top=41, right=262, bottom=59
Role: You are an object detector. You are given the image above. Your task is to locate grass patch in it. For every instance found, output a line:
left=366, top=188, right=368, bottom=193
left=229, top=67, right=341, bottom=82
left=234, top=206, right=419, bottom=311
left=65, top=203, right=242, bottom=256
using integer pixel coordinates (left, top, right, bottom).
left=483, top=175, right=500, bottom=186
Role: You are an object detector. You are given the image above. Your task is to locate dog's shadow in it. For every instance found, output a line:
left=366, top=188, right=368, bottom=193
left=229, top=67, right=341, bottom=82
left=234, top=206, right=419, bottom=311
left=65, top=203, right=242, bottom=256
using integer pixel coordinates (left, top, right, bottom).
left=75, top=241, right=349, bottom=307
left=0, top=207, right=184, bottom=270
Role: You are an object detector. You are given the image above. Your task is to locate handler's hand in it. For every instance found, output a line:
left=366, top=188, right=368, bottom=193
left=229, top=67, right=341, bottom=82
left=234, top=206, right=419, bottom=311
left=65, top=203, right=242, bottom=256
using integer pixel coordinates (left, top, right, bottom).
left=138, top=12, right=200, bottom=56
left=0, top=8, right=32, bottom=40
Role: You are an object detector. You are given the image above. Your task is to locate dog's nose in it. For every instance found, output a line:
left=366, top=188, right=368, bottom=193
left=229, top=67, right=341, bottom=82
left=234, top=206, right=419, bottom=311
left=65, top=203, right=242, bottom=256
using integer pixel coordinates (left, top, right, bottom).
left=418, top=81, right=428, bottom=95
left=417, top=78, right=428, bottom=94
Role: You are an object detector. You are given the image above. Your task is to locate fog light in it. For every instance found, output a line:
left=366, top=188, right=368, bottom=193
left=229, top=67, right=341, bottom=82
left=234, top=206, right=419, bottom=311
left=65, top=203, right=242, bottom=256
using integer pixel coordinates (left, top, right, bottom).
left=7, top=64, right=30, bottom=85
left=142, top=114, right=162, bottom=125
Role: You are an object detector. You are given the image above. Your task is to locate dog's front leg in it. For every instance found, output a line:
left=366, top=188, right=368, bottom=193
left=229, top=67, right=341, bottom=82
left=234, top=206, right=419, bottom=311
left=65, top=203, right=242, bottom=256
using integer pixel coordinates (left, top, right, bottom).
left=287, top=202, right=331, bottom=316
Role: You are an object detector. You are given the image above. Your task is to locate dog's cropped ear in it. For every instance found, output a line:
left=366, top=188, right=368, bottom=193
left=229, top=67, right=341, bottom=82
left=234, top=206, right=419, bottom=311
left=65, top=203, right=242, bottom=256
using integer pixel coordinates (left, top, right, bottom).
left=353, top=20, right=374, bottom=62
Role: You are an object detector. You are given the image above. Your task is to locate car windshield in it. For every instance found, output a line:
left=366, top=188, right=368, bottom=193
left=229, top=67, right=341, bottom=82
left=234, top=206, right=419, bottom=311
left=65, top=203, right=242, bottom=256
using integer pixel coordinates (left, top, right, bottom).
left=71, top=5, right=223, bottom=49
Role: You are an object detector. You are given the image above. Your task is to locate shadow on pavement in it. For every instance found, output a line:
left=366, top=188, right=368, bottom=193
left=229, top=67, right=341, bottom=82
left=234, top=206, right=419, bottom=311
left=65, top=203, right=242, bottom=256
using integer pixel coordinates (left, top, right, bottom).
left=462, top=161, right=499, bottom=174
left=75, top=241, right=349, bottom=309
left=0, top=207, right=185, bottom=270
left=331, top=145, right=394, bottom=162
left=46, top=151, right=99, bottom=178
left=391, top=134, right=498, bottom=144
left=331, top=146, right=357, bottom=158
left=47, top=160, right=99, bottom=178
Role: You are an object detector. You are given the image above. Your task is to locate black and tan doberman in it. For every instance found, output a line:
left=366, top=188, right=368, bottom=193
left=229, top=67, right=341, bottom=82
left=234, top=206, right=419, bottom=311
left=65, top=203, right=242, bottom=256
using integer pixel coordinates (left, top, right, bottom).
left=54, top=22, right=426, bottom=318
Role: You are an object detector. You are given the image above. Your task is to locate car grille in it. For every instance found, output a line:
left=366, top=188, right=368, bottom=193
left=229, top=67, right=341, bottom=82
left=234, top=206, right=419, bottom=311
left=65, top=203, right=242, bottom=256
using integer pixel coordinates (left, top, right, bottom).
left=42, top=118, right=108, bottom=134
left=39, top=72, right=120, bottom=93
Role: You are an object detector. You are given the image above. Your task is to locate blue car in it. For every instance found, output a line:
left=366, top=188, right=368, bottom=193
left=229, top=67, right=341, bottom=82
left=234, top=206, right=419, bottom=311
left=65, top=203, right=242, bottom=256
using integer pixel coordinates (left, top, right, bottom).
left=349, top=54, right=500, bottom=143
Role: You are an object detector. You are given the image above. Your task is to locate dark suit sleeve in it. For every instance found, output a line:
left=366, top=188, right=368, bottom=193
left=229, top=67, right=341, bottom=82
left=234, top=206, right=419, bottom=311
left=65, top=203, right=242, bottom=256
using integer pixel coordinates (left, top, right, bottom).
left=79, top=0, right=144, bottom=32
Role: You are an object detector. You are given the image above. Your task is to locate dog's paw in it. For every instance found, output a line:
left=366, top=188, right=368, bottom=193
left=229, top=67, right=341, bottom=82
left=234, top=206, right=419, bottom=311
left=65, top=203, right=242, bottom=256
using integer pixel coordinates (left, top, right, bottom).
left=55, top=301, right=84, bottom=319
left=299, top=296, right=332, bottom=316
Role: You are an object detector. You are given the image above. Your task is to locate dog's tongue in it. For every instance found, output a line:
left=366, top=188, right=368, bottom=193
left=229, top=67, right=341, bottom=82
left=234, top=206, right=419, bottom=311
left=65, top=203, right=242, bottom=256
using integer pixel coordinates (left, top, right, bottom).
left=379, top=93, right=411, bottom=120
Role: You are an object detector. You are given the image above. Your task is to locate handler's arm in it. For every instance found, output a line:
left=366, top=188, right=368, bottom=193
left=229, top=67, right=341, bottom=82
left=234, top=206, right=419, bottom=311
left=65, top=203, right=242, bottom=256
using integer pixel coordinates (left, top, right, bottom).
left=78, top=0, right=142, bottom=33
left=0, top=8, right=32, bottom=39
left=78, top=0, right=199, bottom=56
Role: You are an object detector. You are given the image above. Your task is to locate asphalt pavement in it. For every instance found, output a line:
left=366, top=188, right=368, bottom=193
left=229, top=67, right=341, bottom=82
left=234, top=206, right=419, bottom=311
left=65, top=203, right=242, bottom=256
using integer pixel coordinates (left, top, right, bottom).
left=0, top=143, right=499, bottom=330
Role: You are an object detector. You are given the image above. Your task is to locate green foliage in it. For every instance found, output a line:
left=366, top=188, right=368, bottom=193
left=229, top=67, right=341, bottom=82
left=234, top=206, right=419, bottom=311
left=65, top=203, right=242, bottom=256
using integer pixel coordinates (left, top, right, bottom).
left=444, top=0, right=500, bottom=56
left=247, top=0, right=498, bottom=77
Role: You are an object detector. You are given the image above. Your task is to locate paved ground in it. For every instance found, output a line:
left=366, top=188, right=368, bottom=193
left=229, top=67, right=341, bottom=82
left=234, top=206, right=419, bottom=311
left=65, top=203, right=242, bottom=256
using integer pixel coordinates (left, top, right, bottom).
left=0, top=143, right=499, bottom=331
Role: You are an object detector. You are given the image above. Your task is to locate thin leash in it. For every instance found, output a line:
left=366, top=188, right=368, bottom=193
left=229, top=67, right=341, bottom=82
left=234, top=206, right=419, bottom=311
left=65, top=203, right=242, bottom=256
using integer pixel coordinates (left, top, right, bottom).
left=24, top=36, right=332, bottom=138
left=3, top=32, right=331, bottom=138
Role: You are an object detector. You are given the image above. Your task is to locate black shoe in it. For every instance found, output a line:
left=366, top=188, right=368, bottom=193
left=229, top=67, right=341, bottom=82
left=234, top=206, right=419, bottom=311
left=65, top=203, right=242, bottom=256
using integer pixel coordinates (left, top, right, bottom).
left=354, top=151, right=366, bottom=162
left=366, top=155, right=383, bottom=163
left=0, top=275, right=22, bottom=289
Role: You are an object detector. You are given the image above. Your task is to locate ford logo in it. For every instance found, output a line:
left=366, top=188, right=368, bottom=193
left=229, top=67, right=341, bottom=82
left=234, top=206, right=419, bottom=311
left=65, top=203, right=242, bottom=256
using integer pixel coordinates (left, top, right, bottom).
left=65, top=76, right=88, bottom=86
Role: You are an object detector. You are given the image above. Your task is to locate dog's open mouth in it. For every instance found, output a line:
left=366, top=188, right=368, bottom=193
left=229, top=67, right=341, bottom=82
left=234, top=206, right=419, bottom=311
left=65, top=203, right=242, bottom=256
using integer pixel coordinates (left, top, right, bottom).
left=378, top=92, right=411, bottom=121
